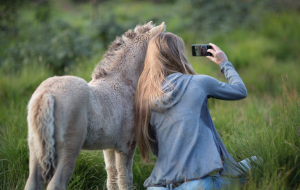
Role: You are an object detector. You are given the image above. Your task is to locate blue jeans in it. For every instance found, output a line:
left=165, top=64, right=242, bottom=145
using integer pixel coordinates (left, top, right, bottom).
left=147, top=174, right=243, bottom=190
left=147, top=156, right=262, bottom=190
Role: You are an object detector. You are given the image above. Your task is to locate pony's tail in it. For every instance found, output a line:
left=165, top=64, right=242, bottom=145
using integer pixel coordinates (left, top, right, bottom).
left=27, top=92, right=56, bottom=182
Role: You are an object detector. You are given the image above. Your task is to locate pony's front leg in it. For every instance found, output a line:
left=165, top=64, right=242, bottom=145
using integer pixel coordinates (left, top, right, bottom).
left=25, top=140, right=43, bottom=190
left=115, top=142, right=136, bottom=190
left=103, top=149, right=118, bottom=190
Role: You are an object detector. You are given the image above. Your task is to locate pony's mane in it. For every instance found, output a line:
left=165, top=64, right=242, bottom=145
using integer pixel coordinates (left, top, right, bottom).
left=92, top=23, right=154, bottom=79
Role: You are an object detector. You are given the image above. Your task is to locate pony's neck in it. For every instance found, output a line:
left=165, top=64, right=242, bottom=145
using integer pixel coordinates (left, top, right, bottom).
left=92, top=45, right=146, bottom=90
left=91, top=56, right=144, bottom=91
left=108, top=58, right=144, bottom=90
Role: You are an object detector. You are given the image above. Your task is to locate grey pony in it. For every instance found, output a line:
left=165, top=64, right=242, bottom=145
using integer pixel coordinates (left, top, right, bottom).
left=24, top=21, right=166, bottom=190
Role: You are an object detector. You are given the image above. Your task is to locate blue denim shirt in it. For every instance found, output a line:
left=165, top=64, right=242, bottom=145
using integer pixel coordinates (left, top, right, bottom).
left=144, top=61, right=247, bottom=187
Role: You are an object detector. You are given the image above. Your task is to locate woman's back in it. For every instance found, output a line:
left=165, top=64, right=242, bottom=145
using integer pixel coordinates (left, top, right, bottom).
left=144, top=61, right=247, bottom=187
left=134, top=32, right=250, bottom=189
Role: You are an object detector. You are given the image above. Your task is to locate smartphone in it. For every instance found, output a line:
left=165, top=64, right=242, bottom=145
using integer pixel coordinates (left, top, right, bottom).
left=192, top=44, right=213, bottom=56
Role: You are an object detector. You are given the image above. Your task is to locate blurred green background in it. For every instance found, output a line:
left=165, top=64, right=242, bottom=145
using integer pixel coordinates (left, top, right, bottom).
left=0, top=0, right=299, bottom=189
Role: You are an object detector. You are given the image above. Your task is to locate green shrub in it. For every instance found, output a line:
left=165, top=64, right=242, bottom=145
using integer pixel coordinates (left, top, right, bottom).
left=260, top=12, right=300, bottom=62
left=175, top=0, right=261, bottom=36
left=2, top=20, right=93, bottom=75
left=34, top=0, right=52, bottom=23
left=0, top=0, right=23, bottom=36
left=92, top=11, right=127, bottom=49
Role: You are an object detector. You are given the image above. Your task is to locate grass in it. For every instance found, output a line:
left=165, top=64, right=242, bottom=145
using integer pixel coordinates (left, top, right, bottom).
left=0, top=1, right=300, bottom=189
left=1, top=70, right=299, bottom=189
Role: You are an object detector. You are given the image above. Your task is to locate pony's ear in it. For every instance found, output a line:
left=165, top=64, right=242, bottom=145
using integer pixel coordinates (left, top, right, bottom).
left=149, top=22, right=165, bottom=37
left=146, top=21, right=153, bottom=28
left=124, top=29, right=136, bottom=39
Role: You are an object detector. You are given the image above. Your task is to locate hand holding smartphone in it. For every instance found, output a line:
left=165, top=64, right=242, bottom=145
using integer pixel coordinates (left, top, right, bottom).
left=192, top=44, right=213, bottom=56
left=192, top=43, right=228, bottom=66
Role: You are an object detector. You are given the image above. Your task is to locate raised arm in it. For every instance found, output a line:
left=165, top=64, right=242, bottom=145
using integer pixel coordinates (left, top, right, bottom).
left=199, top=43, right=247, bottom=100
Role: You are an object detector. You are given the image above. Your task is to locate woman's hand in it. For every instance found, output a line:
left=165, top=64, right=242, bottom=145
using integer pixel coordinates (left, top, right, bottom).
left=206, top=43, right=228, bottom=66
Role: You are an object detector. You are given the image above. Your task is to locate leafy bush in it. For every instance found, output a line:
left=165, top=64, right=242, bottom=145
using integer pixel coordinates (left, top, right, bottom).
left=175, top=0, right=260, bottom=35
left=0, top=0, right=23, bottom=37
left=260, top=12, right=300, bottom=62
left=92, top=11, right=127, bottom=49
left=2, top=20, right=93, bottom=74
left=263, top=0, right=300, bottom=12
left=0, top=2, right=133, bottom=74
left=174, top=0, right=300, bottom=42
left=34, top=0, right=52, bottom=23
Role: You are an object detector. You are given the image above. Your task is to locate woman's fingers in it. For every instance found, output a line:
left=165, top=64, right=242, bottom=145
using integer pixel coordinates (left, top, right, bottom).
left=206, top=49, right=216, bottom=62
left=209, top=43, right=221, bottom=51
left=207, top=49, right=215, bottom=56
left=206, top=55, right=215, bottom=62
left=206, top=43, right=228, bottom=65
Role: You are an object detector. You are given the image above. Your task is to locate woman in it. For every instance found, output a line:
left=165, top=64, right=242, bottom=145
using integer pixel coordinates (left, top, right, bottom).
left=134, top=32, right=251, bottom=190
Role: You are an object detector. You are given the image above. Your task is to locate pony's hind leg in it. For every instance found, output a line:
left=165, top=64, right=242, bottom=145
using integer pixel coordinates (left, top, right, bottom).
left=47, top=112, right=87, bottom=190
left=103, top=149, right=118, bottom=190
left=25, top=139, right=44, bottom=190
left=46, top=144, right=81, bottom=190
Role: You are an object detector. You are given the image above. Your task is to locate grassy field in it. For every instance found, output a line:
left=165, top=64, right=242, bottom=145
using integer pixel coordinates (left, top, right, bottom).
left=0, top=1, right=300, bottom=189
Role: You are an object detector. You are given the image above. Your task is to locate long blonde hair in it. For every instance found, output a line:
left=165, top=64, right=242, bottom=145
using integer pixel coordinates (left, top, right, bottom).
left=134, top=32, right=196, bottom=162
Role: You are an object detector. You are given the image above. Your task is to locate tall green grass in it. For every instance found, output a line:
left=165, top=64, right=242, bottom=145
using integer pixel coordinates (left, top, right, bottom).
left=1, top=58, right=299, bottom=190
left=210, top=91, right=300, bottom=189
